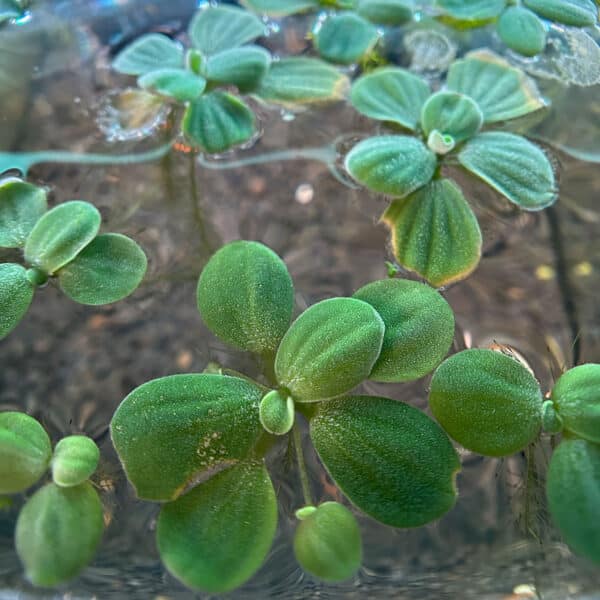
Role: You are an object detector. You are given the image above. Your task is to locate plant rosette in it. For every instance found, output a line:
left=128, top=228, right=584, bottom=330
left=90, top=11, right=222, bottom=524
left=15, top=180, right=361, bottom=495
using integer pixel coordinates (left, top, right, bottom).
left=110, top=239, right=461, bottom=593
left=0, top=411, right=103, bottom=586
left=0, top=178, right=147, bottom=340
left=434, top=0, right=599, bottom=57
left=112, top=4, right=349, bottom=153
left=428, top=348, right=600, bottom=565
left=345, top=49, right=557, bottom=287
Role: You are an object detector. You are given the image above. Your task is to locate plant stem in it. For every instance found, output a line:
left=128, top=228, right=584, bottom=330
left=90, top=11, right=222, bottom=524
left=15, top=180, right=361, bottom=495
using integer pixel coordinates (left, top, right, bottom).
left=188, top=153, right=215, bottom=256
left=292, top=423, right=313, bottom=507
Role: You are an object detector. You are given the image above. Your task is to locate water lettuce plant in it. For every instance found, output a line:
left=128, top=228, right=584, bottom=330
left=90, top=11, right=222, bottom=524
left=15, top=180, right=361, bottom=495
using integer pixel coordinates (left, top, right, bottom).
left=112, top=4, right=348, bottom=153
left=0, top=177, right=147, bottom=339
left=110, top=239, right=460, bottom=592
left=0, top=411, right=103, bottom=586
left=345, top=50, right=556, bottom=287
left=428, top=349, right=600, bottom=565
left=435, top=0, right=599, bottom=57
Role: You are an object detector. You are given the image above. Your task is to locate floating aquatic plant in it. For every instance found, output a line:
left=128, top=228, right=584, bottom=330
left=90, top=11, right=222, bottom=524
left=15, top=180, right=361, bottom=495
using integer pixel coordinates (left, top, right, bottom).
left=110, top=239, right=460, bottom=592
left=0, top=177, right=147, bottom=339
left=112, top=4, right=348, bottom=153
left=346, top=50, right=557, bottom=287
left=0, top=411, right=103, bottom=586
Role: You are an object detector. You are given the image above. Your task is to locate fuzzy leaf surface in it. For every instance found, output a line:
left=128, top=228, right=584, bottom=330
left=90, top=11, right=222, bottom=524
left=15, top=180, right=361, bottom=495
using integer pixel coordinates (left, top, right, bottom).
left=459, top=132, right=557, bottom=210
left=429, top=348, right=543, bottom=456
left=57, top=233, right=147, bottom=305
left=157, top=460, right=277, bottom=593
left=0, top=411, right=51, bottom=494
left=421, top=91, right=483, bottom=142
left=138, top=68, right=206, bottom=102
left=110, top=374, right=264, bottom=501
left=15, top=482, right=103, bottom=587
left=275, top=298, right=384, bottom=402
left=0, top=263, right=34, bottom=340
left=524, top=0, right=597, bottom=27
left=356, top=0, right=414, bottom=25
left=197, top=240, right=294, bottom=354
left=310, top=395, right=460, bottom=527
left=497, top=7, right=547, bottom=57
left=113, top=34, right=184, bottom=75
left=205, top=45, right=271, bottom=92
left=345, top=135, right=436, bottom=197
left=350, top=68, right=430, bottom=130
left=0, top=178, right=47, bottom=248
left=52, top=435, right=100, bottom=488
left=436, top=0, right=505, bottom=21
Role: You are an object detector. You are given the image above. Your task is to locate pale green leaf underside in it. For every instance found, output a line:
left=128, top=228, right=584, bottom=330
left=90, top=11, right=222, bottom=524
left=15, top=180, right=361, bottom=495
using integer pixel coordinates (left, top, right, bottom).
left=350, top=67, right=430, bottom=130
left=110, top=374, right=264, bottom=501
left=240, top=0, right=318, bottom=16
left=447, top=51, right=545, bottom=123
left=197, top=240, right=294, bottom=355
left=345, top=135, right=437, bottom=197
left=429, top=348, right=543, bottom=456
left=275, top=297, right=385, bottom=402
left=0, top=178, right=47, bottom=248
left=58, top=233, right=147, bottom=305
left=15, top=482, right=103, bottom=587
left=188, top=5, right=265, bottom=56
left=497, top=7, right=547, bottom=57
left=382, top=178, right=482, bottom=287
left=0, top=411, right=51, bottom=494
left=311, top=395, right=460, bottom=527
left=353, top=278, right=455, bottom=382
left=356, top=0, right=414, bottom=25
left=524, top=0, right=597, bottom=27
left=436, top=0, right=505, bottom=21
left=113, top=34, right=184, bottom=76
left=459, top=132, right=557, bottom=210
left=138, top=68, right=206, bottom=102
left=24, top=201, right=101, bottom=275
left=256, top=57, right=349, bottom=107
left=204, top=45, right=271, bottom=92
left=546, top=439, right=600, bottom=564
left=314, top=13, right=379, bottom=65
left=183, top=91, right=256, bottom=154
left=0, top=263, right=34, bottom=340
left=157, top=461, right=277, bottom=593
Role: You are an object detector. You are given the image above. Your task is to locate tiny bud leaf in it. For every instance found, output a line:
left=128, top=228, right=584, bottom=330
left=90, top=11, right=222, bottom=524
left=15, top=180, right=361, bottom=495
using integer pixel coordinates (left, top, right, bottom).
left=52, top=435, right=100, bottom=488
left=259, top=390, right=295, bottom=435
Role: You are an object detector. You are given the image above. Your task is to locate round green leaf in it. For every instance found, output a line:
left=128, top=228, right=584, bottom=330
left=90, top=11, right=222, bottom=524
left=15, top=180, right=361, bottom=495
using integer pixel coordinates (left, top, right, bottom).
left=523, top=0, right=597, bottom=27
left=0, top=178, right=47, bottom=248
left=294, top=502, right=362, bottom=582
left=382, top=178, right=482, bottom=287
left=24, top=201, right=101, bottom=275
left=547, top=439, right=600, bottom=564
left=15, top=482, right=103, bottom=587
left=435, top=0, right=505, bottom=21
left=183, top=91, right=256, bottom=154
left=0, top=411, right=51, bottom=494
left=459, top=132, right=557, bottom=210
left=551, top=364, right=600, bottom=444
left=113, top=34, right=184, bottom=76
left=137, top=68, right=206, bottom=102
left=259, top=390, right=295, bottom=436
left=314, top=13, right=379, bottom=65
left=204, top=45, right=271, bottom=92
left=57, top=233, right=147, bottom=305
left=420, top=91, right=483, bottom=142
left=188, top=5, right=265, bottom=56
left=350, top=68, right=430, bottom=130
left=353, top=278, right=454, bottom=383
left=240, top=0, right=318, bottom=15
left=310, top=395, right=460, bottom=527
left=197, top=240, right=294, bottom=354
left=447, top=51, right=545, bottom=123
left=52, top=435, right=100, bottom=488
left=345, top=135, right=437, bottom=198
left=497, top=7, right=547, bottom=57
left=110, top=374, right=264, bottom=501
left=275, top=298, right=384, bottom=403
left=429, top=349, right=543, bottom=456
left=157, top=461, right=277, bottom=593
left=256, top=57, right=349, bottom=107
left=356, top=0, right=414, bottom=25
left=0, top=263, right=34, bottom=340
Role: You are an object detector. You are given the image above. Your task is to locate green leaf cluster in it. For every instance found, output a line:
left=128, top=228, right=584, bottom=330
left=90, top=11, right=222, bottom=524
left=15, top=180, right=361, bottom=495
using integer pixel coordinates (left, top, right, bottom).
left=435, top=0, right=598, bottom=57
left=0, top=177, right=147, bottom=340
left=428, top=349, right=600, bottom=565
left=111, top=239, right=459, bottom=592
left=113, top=5, right=348, bottom=153
left=346, top=51, right=556, bottom=287
left=0, top=411, right=103, bottom=586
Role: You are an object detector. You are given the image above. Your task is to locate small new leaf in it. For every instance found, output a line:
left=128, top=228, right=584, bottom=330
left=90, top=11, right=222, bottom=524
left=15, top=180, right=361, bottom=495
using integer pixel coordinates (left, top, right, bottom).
left=113, top=34, right=184, bottom=76
left=259, top=390, right=295, bottom=436
left=52, top=435, right=100, bottom=488
left=420, top=91, right=483, bottom=142
left=138, top=68, right=206, bottom=102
